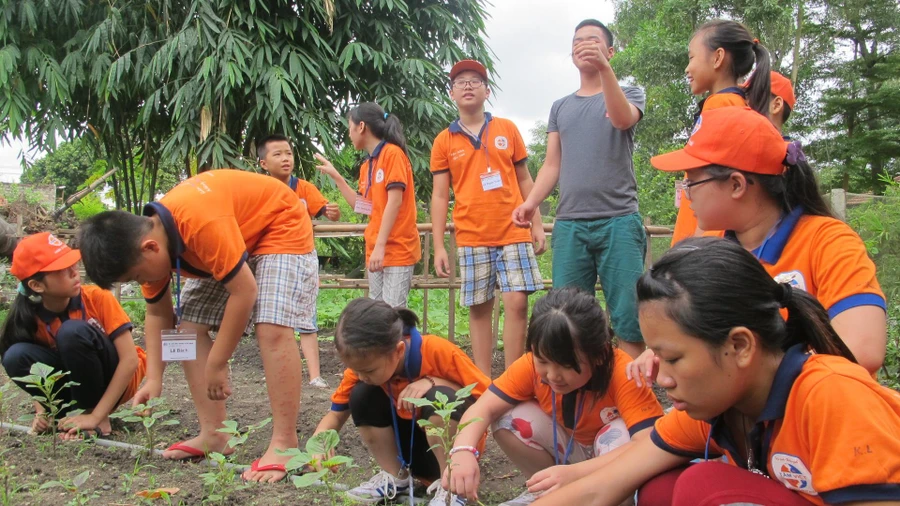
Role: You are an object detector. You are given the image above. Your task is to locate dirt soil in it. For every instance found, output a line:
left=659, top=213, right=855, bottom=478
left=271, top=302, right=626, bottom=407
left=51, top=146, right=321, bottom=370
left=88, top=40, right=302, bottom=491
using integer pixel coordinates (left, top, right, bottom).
left=0, top=333, right=559, bottom=506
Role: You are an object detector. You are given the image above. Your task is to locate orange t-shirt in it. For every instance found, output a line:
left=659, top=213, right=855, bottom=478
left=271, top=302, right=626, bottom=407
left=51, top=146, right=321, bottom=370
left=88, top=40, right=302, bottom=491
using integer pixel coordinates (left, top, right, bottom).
left=34, top=285, right=146, bottom=403
left=489, top=350, right=664, bottom=445
left=140, top=169, right=314, bottom=302
left=330, top=330, right=490, bottom=420
left=357, top=142, right=421, bottom=267
left=725, top=207, right=885, bottom=318
left=671, top=89, right=748, bottom=246
left=430, top=114, right=532, bottom=247
left=289, top=176, right=329, bottom=219
left=651, top=345, right=900, bottom=505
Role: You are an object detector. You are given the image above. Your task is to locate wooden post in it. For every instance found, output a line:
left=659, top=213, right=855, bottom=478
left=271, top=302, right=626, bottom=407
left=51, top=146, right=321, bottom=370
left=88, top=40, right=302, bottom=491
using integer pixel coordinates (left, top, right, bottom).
left=422, top=232, right=431, bottom=333
left=831, top=189, right=847, bottom=222
left=448, top=232, right=457, bottom=343
left=644, top=216, right=653, bottom=270
left=15, top=215, right=23, bottom=238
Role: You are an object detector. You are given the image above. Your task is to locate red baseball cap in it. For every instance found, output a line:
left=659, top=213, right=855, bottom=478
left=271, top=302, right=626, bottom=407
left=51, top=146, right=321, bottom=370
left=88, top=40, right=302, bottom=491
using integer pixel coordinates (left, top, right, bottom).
left=770, top=71, right=796, bottom=109
left=450, top=60, right=488, bottom=81
left=650, top=106, right=788, bottom=176
left=10, top=232, right=81, bottom=281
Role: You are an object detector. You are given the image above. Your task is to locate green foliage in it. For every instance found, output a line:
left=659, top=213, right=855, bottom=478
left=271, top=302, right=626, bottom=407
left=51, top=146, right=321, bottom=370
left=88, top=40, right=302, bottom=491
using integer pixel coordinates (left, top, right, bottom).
left=216, top=417, right=272, bottom=457
left=526, top=121, right=548, bottom=180
left=122, top=300, right=147, bottom=329
left=40, top=470, right=98, bottom=506
left=0, top=382, right=17, bottom=429
left=198, top=417, right=270, bottom=504
left=283, top=429, right=355, bottom=506
left=71, top=194, right=107, bottom=220
left=0, top=462, right=27, bottom=506
left=109, top=397, right=180, bottom=458
left=12, top=362, right=81, bottom=456
left=21, top=138, right=98, bottom=192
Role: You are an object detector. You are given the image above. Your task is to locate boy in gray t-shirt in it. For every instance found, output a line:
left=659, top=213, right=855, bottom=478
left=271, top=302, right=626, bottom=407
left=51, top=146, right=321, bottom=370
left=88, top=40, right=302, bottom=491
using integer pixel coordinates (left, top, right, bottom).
left=513, top=19, right=647, bottom=359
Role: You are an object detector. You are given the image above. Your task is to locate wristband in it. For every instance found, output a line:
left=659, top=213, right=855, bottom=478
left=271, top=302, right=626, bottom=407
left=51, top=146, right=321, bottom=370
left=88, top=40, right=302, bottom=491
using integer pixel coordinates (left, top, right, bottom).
left=449, top=446, right=480, bottom=459
left=423, top=376, right=436, bottom=388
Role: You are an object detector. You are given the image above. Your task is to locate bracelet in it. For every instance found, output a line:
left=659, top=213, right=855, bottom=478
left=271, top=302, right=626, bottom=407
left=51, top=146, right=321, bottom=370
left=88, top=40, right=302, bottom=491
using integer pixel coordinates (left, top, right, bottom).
left=422, top=376, right=436, bottom=388
left=449, top=446, right=480, bottom=459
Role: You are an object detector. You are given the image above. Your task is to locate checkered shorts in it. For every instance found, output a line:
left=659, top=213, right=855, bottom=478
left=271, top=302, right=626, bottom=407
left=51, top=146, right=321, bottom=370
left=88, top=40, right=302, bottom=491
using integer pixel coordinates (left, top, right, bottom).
left=458, top=242, right=543, bottom=307
left=369, top=265, right=414, bottom=308
left=180, top=252, right=319, bottom=333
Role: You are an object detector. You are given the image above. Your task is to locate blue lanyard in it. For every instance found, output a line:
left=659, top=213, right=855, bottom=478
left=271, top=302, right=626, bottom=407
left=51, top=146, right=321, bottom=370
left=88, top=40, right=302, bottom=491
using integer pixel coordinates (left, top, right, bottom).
left=44, top=297, right=86, bottom=339
left=551, top=390, right=585, bottom=465
left=387, top=383, right=416, bottom=471
left=174, top=258, right=183, bottom=327
left=362, top=141, right=386, bottom=199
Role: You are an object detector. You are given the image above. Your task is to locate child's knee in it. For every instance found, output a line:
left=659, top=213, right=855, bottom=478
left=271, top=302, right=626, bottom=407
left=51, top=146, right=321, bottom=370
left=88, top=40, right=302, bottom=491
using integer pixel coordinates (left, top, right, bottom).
left=421, top=385, right=468, bottom=421
left=594, top=417, right=631, bottom=455
left=55, top=320, right=102, bottom=352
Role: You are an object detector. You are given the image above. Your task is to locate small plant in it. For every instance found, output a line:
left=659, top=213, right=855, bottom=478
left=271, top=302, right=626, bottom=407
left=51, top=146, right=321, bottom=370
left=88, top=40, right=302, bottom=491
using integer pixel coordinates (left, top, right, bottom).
left=0, top=462, right=27, bottom=506
left=405, top=384, right=482, bottom=506
left=121, top=457, right=156, bottom=494
left=109, top=397, right=180, bottom=458
left=0, top=382, right=17, bottom=430
left=12, top=362, right=81, bottom=456
left=198, top=417, right=271, bottom=505
left=40, top=470, right=98, bottom=506
left=283, top=430, right=355, bottom=506
left=216, top=417, right=272, bottom=458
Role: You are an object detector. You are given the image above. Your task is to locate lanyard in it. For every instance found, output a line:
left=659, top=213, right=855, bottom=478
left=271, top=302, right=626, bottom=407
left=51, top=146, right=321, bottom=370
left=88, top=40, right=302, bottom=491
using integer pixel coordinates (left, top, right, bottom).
left=387, top=382, right=416, bottom=504
left=45, top=297, right=86, bottom=340
left=551, top=390, right=585, bottom=465
left=174, top=257, right=183, bottom=327
left=460, top=119, right=491, bottom=172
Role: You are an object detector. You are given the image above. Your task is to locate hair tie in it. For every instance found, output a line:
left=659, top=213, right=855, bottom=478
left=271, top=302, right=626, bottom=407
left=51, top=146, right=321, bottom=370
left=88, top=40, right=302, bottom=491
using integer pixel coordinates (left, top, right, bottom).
left=785, top=140, right=807, bottom=166
left=16, top=282, right=28, bottom=296
left=18, top=282, right=41, bottom=303
left=383, top=112, right=389, bottom=120
left=778, top=283, right=793, bottom=308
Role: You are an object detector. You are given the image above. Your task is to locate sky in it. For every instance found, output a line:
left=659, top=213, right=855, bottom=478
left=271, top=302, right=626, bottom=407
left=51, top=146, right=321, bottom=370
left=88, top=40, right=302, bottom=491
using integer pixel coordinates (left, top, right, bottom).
left=0, top=0, right=613, bottom=183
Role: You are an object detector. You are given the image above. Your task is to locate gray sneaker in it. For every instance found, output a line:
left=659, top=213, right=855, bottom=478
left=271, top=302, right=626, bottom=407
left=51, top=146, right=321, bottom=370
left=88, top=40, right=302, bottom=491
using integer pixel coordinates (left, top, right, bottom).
left=498, top=490, right=538, bottom=506
left=308, top=376, right=329, bottom=388
left=345, top=470, right=410, bottom=504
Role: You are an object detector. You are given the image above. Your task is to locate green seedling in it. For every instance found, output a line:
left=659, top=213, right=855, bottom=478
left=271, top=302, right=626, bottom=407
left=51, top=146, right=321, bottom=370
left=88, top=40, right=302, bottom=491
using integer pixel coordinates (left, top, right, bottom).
left=12, top=362, right=82, bottom=456
left=121, top=457, right=157, bottom=494
left=0, top=382, right=17, bottom=431
left=198, top=417, right=271, bottom=505
left=283, top=430, right=355, bottom=506
left=110, top=397, right=180, bottom=458
left=216, top=417, right=272, bottom=458
left=405, top=383, right=482, bottom=506
left=0, top=462, right=27, bottom=506
left=40, top=470, right=98, bottom=506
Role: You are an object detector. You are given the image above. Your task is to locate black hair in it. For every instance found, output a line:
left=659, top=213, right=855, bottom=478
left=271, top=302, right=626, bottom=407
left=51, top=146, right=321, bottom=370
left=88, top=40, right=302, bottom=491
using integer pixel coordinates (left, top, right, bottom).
left=0, top=273, right=45, bottom=357
left=335, top=298, right=419, bottom=359
left=348, top=103, right=408, bottom=156
left=695, top=19, right=771, bottom=116
left=703, top=157, right=834, bottom=218
left=256, top=134, right=291, bottom=160
left=781, top=102, right=792, bottom=124
left=637, top=237, right=855, bottom=361
left=77, top=211, right=153, bottom=289
left=575, top=19, right=614, bottom=48
left=526, top=287, right=615, bottom=396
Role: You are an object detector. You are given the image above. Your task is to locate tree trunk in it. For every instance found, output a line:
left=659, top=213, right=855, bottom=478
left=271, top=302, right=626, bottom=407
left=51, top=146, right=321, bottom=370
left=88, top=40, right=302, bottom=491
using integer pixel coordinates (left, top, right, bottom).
left=791, top=2, right=803, bottom=84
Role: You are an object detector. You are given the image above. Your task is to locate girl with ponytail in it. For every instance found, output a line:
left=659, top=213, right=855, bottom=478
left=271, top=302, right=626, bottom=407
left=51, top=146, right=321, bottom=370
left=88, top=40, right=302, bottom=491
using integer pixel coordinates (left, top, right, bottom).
left=315, top=103, right=421, bottom=308
left=629, top=106, right=886, bottom=382
left=672, top=19, right=773, bottom=245
left=530, top=237, right=900, bottom=506
left=312, top=298, right=489, bottom=506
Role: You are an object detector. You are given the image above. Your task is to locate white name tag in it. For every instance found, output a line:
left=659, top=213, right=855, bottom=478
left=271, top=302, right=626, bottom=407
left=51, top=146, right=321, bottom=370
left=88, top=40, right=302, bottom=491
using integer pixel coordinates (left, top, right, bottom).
left=354, top=198, right=373, bottom=215
left=161, top=329, right=197, bottom=362
left=480, top=170, right=502, bottom=191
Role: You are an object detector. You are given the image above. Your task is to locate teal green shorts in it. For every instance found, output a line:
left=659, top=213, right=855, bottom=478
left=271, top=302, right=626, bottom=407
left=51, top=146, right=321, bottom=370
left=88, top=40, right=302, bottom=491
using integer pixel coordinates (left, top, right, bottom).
left=551, top=214, right=646, bottom=343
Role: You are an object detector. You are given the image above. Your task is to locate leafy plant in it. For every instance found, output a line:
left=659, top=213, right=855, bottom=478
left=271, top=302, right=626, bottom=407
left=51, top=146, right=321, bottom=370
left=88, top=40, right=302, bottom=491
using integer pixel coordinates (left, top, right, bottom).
left=0, top=462, right=27, bottom=506
left=40, top=470, right=98, bottom=506
left=283, top=430, right=355, bottom=506
left=405, top=384, right=482, bottom=506
left=109, top=397, right=180, bottom=458
left=0, top=382, right=17, bottom=430
left=216, top=417, right=272, bottom=458
left=120, top=457, right=156, bottom=495
left=12, top=362, right=81, bottom=456
left=198, top=417, right=271, bottom=505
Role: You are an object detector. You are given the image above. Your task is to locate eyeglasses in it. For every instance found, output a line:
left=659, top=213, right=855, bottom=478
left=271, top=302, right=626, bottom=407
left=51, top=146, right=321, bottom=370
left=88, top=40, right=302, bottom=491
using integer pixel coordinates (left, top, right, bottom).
left=683, top=176, right=719, bottom=200
left=452, top=79, right=485, bottom=89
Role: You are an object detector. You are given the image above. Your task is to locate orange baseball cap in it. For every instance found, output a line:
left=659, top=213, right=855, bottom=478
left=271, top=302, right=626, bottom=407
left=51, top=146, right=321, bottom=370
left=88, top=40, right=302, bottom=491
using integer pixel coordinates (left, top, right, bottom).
left=450, top=60, right=488, bottom=81
left=770, top=71, right=796, bottom=109
left=651, top=106, right=788, bottom=176
left=10, top=232, right=82, bottom=281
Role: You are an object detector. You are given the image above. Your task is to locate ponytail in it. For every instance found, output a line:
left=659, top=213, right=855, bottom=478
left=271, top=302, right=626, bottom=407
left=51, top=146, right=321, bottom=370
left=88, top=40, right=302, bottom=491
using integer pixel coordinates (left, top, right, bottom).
left=0, top=275, right=45, bottom=357
left=696, top=19, right=771, bottom=116
left=637, top=238, right=855, bottom=361
left=335, top=297, right=419, bottom=358
left=348, top=102, right=409, bottom=155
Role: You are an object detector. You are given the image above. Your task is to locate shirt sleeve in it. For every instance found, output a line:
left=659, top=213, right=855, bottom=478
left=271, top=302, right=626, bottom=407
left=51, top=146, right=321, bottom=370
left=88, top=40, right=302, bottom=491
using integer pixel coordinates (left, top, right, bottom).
left=89, top=287, right=134, bottom=339
left=383, top=147, right=412, bottom=192
left=624, top=86, right=647, bottom=115
left=330, top=368, right=360, bottom=412
left=431, top=339, right=492, bottom=400
left=296, top=179, right=329, bottom=218
left=430, top=131, right=450, bottom=174
left=141, top=278, right=171, bottom=303
left=510, top=123, right=528, bottom=165
left=650, top=410, right=714, bottom=459
left=810, top=220, right=886, bottom=318
left=547, top=99, right=561, bottom=133
left=800, top=372, right=900, bottom=503
left=185, top=217, right=249, bottom=283
left=608, top=352, right=664, bottom=435
left=489, top=353, right=537, bottom=404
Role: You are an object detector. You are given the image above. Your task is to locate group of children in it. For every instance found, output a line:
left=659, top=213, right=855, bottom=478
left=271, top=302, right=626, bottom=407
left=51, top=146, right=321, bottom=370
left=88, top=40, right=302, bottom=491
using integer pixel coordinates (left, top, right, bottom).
left=1, top=16, right=898, bottom=506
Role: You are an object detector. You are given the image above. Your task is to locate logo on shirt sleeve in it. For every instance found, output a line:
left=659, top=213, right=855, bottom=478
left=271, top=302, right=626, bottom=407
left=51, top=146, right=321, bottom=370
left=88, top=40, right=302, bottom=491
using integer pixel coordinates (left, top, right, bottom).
left=773, top=270, right=807, bottom=291
left=375, top=169, right=385, bottom=183
left=494, top=136, right=508, bottom=150
left=600, top=406, right=621, bottom=424
left=771, top=453, right=817, bottom=495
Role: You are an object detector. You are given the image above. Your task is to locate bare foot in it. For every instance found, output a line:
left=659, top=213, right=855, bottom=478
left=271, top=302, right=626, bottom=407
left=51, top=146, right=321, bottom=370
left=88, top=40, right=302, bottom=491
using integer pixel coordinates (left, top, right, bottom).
left=241, top=446, right=291, bottom=483
left=162, top=433, right=232, bottom=460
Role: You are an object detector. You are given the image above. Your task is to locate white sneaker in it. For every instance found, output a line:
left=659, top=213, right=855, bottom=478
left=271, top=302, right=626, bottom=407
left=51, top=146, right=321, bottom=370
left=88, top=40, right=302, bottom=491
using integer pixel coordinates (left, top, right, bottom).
left=499, top=490, right=538, bottom=506
left=309, top=376, right=329, bottom=388
left=426, top=481, right=466, bottom=506
left=345, top=470, right=410, bottom=504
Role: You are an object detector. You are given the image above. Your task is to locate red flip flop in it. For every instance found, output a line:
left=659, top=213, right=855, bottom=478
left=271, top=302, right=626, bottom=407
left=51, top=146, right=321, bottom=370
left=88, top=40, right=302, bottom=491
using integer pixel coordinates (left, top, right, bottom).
left=244, top=458, right=288, bottom=482
left=164, top=442, right=207, bottom=461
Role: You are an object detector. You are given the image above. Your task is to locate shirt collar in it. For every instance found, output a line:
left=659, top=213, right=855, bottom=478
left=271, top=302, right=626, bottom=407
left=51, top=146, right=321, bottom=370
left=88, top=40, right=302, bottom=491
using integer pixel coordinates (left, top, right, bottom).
left=724, top=206, right=805, bottom=264
left=143, top=202, right=186, bottom=267
left=366, top=140, right=387, bottom=160
left=449, top=113, right=493, bottom=149
left=37, top=292, right=83, bottom=325
left=289, top=176, right=299, bottom=191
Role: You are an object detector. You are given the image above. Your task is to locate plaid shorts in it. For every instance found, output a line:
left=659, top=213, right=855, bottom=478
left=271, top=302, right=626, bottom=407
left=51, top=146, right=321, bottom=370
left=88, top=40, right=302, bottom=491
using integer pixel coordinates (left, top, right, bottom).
left=180, top=252, right=319, bottom=333
left=458, top=242, right=543, bottom=307
left=369, top=265, right=415, bottom=308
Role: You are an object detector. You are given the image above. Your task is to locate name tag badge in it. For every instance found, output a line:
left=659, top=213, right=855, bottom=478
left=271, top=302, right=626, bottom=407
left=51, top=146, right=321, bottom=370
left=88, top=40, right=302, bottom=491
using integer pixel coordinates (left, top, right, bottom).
left=354, top=198, right=373, bottom=215
left=480, top=170, right=502, bottom=192
left=674, top=180, right=684, bottom=208
left=161, top=329, right=197, bottom=362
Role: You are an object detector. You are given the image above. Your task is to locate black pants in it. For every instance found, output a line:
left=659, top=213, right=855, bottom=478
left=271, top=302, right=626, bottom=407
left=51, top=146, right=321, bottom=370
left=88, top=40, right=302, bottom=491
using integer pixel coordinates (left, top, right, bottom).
left=349, top=382, right=475, bottom=481
left=2, top=320, right=119, bottom=411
